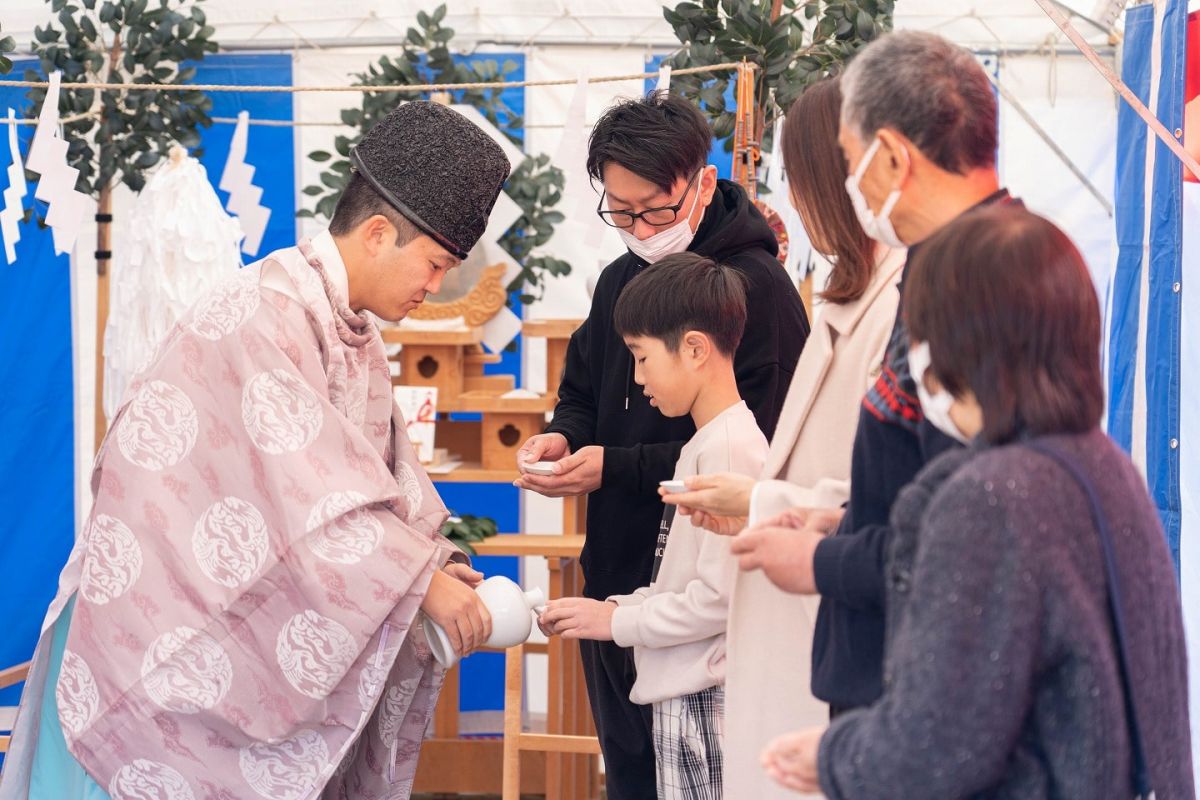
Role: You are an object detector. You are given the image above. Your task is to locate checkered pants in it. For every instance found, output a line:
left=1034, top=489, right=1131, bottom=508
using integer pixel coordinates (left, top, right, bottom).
left=652, top=685, right=725, bottom=800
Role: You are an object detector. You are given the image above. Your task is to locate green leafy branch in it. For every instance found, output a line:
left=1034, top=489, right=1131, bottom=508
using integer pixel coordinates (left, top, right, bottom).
left=24, top=0, right=217, bottom=196
left=0, top=23, right=16, bottom=74
left=440, top=513, right=499, bottom=556
left=299, top=4, right=570, bottom=304
left=663, top=0, right=894, bottom=172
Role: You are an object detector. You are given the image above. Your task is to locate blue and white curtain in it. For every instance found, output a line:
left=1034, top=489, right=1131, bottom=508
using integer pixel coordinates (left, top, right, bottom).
left=1108, top=0, right=1195, bottom=775
left=0, top=53, right=298, bottom=723
left=1109, top=0, right=1186, bottom=564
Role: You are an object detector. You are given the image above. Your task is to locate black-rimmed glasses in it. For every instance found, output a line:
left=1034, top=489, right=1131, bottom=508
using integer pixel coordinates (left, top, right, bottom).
left=596, top=169, right=701, bottom=229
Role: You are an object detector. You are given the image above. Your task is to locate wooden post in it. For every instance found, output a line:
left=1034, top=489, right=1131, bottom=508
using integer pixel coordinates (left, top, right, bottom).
left=94, top=35, right=122, bottom=453
left=433, top=664, right=460, bottom=739
left=502, top=644, right=524, bottom=800
left=546, top=557, right=565, bottom=799
left=94, top=182, right=112, bottom=452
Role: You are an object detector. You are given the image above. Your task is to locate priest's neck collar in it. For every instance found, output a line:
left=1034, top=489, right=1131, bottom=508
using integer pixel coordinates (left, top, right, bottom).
left=310, top=229, right=351, bottom=306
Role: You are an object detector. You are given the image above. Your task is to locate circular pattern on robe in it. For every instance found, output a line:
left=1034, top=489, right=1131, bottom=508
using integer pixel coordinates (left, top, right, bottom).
left=80, top=513, right=144, bottom=605
left=306, top=491, right=383, bottom=565
left=192, top=497, right=269, bottom=588
left=276, top=610, right=357, bottom=699
left=238, top=728, right=329, bottom=800
left=56, top=649, right=99, bottom=736
left=241, top=369, right=324, bottom=455
left=189, top=273, right=261, bottom=341
left=108, top=759, right=197, bottom=800
left=141, top=626, right=233, bottom=713
left=396, top=461, right=424, bottom=517
left=117, top=381, right=199, bottom=471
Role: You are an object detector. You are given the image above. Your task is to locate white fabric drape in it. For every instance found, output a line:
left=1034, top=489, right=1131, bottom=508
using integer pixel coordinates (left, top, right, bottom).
left=103, top=153, right=243, bottom=420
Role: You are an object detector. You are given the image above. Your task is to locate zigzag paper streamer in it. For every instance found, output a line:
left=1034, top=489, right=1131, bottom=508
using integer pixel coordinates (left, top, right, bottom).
left=25, top=72, right=91, bottom=256
left=1, top=107, right=27, bottom=264
left=656, top=64, right=672, bottom=92
left=218, top=110, right=270, bottom=256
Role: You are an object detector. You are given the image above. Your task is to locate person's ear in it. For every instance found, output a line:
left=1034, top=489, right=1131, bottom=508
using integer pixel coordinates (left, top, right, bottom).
left=699, top=164, right=719, bottom=204
left=361, top=214, right=391, bottom=257
left=875, top=129, right=913, bottom=189
left=681, top=330, right=711, bottom=367
left=922, top=367, right=945, bottom=395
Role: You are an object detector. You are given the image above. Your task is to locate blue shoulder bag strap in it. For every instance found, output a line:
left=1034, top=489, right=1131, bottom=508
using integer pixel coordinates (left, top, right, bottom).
left=1025, top=440, right=1154, bottom=800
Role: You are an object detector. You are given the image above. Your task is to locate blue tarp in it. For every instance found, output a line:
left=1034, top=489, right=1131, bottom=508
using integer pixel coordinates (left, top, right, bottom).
left=0, top=54, right=296, bottom=716
left=1111, top=2, right=1186, bottom=567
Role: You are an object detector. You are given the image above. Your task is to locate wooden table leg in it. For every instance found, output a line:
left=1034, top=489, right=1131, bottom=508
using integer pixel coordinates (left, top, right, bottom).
left=568, top=558, right=599, bottom=799
left=433, top=663, right=459, bottom=739
left=577, top=501, right=599, bottom=797
left=547, top=556, right=565, bottom=800
left=547, top=498, right=599, bottom=799
left=562, top=495, right=588, bottom=535
left=502, top=645, right=523, bottom=800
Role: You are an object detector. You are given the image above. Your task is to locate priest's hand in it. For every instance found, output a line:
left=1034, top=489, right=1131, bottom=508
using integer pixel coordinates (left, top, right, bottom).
left=443, top=562, right=485, bottom=589
left=538, top=598, right=616, bottom=641
left=732, top=524, right=824, bottom=595
left=661, top=472, right=756, bottom=536
left=761, top=727, right=825, bottom=793
left=514, top=445, right=603, bottom=497
left=422, top=569, right=493, bottom=657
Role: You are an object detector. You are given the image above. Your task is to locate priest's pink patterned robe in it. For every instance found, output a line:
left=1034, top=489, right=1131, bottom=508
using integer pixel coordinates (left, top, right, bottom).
left=2, top=237, right=459, bottom=800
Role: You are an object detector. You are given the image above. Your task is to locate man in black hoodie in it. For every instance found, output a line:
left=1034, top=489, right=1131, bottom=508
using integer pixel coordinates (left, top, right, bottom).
left=515, top=92, right=810, bottom=799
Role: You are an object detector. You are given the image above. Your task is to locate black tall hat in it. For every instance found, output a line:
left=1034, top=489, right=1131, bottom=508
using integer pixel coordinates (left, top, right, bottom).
left=350, top=101, right=511, bottom=259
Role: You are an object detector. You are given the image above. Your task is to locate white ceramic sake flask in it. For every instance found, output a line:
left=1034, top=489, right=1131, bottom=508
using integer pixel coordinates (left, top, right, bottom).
left=422, top=575, right=546, bottom=668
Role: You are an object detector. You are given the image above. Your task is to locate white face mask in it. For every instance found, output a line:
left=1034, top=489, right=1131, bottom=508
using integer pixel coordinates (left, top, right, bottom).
left=908, top=341, right=971, bottom=445
left=844, top=136, right=906, bottom=249
left=616, top=174, right=705, bottom=263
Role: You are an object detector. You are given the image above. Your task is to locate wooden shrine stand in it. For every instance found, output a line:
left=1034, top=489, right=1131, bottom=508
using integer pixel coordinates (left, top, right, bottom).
left=383, top=319, right=581, bottom=475
left=387, top=319, right=602, bottom=799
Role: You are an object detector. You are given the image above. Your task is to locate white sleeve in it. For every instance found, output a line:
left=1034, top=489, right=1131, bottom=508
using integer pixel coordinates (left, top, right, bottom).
left=749, top=477, right=850, bottom=526
left=609, top=420, right=761, bottom=649
left=609, top=514, right=734, bottom=648
left=607, top=587, right=652, bottom=607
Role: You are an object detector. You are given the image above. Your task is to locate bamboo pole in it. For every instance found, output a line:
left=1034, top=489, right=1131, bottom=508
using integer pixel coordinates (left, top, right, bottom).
left=94, top=36, right=121, bottom=453
left=94, top=182, right=111, bottom=452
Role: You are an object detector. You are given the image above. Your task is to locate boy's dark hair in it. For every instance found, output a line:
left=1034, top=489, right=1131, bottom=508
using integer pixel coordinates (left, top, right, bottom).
left=614, top=253, right=747, bottom=357
left=586, top=91, right=712, bottom=194
left=904, top=206, right=1102, bottom=445
left=329, top=172, right=422, bottom=245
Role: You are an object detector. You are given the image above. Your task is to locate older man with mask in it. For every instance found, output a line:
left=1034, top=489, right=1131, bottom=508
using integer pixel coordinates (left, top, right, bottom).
left=729, top=30, right=1020, bottom=718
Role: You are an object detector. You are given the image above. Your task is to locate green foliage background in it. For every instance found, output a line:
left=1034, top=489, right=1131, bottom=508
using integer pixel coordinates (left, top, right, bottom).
left=300, top=5, right=570, bottom=303
left=24, top=0, right=217, bottom=195
left=663, top=0, right=894, bottom=181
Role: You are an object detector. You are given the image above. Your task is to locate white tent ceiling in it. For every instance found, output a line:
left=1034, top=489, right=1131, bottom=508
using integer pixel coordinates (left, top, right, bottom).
left=2, top=0, right=1121, bottom=55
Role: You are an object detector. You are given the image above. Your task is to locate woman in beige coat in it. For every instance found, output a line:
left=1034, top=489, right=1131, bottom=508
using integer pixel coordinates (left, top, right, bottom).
left=663, top=77, right=904, bottom=799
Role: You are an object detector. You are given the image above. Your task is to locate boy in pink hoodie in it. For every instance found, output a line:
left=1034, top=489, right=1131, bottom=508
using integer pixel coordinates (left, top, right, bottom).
left=540, top=252, right=768, bottom=799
